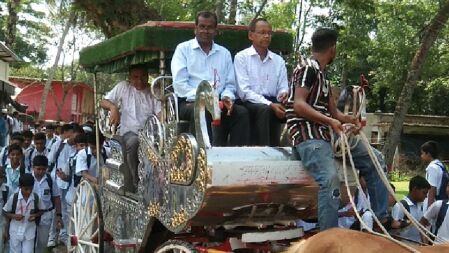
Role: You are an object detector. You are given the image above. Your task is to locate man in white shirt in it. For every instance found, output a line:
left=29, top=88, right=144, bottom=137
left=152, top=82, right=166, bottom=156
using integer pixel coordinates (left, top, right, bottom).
left=234, top=18, right=288, bottom=146
left=100, top=64, right=161, bottom=192
left=171, top=11, right=250, bottom=146
left=392, top=176, right=430, bottom=243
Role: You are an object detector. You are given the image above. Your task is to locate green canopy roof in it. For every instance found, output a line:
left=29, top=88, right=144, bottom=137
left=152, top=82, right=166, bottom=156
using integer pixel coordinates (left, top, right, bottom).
left=79, top=21, right=293, bottom=74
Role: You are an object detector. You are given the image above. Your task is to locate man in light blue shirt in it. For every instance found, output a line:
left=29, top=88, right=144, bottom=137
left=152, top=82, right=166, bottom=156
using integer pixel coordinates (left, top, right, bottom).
left=171, top=11, right=249, bottom=146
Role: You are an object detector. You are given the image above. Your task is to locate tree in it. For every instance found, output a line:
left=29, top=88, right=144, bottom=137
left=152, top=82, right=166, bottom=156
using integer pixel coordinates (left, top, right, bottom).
left=73, top=0, right=161, bottom=38
left=5, top=0, right=21, bottom=49
left=38, top=10, right=76, bottom=120
left=382, top=0, right=449, bottom=167
left=0, top=0, right=50, bottom=64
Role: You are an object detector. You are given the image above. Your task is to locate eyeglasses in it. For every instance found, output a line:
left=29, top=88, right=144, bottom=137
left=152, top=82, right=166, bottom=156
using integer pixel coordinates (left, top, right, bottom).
left=253, top=31, right=273, bottom=36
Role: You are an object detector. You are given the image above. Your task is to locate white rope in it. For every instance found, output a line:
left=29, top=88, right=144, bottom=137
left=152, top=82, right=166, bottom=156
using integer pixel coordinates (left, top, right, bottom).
left=359, top=132, right=442, bottom=243
left=339, top=130, right=421, bottom=253
left=339, top=84, right=438, bottom=244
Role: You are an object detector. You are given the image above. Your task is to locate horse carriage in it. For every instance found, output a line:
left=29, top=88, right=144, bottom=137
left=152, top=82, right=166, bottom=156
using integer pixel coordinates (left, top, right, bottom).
left=69, top=22, right=357, bottom=253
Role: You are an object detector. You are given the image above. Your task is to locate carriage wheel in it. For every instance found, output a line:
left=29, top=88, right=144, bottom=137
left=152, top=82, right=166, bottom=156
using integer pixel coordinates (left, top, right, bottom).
left=67, top=180, right=104, bottom=253
left=155, top=240, right=197, bottom=253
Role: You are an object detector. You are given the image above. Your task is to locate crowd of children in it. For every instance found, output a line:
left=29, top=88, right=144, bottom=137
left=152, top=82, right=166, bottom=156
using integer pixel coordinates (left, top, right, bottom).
left=296, top=140, right=449, bottom=245
left=0, top=122, right=105, bottom=252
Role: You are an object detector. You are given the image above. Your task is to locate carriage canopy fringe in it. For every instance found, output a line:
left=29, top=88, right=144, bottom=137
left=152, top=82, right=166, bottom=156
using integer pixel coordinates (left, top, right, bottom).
left=79, top=21, right=294, bottom=74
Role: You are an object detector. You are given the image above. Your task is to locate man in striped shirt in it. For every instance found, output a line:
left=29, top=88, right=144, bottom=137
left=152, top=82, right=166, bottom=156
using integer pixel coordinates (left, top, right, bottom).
left=286, top=28, right=388, bottom=230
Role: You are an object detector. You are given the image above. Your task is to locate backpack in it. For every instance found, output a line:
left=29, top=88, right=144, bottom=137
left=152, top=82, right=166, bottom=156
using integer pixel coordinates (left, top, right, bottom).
left=73, top=147, right=106, bottom=188
left=2, top=185, right=9, bottom=204
left=27, top=148, right=35, bottom=173
left=10, top=192, right=41, bottom=225
left=50, top=142, right=66, bottom=172
left=435, top=200, right=449, bottom=236
left=399, top=199, right=411, bottom=221
left=2, top=148, right=8, bottom=167
left=435, top=162, right=449, bottom=200
left=47, top=137, right=57, bottom=153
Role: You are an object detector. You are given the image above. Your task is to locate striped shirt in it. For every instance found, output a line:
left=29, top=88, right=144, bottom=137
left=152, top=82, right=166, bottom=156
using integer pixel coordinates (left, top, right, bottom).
left=286, top=58, right=332, bottom=146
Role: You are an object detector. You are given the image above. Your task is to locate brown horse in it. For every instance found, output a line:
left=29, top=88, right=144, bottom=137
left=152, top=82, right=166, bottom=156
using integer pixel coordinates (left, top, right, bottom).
left=285, top=228, right=449, bottom=253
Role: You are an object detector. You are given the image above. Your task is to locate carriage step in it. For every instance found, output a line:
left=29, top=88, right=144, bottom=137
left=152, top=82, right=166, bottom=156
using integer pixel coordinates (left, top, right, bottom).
left=112, top=239, right=138, bottom=253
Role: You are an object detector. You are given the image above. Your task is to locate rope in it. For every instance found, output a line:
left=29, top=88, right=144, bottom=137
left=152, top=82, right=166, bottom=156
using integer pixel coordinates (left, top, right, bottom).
left=337, top=84, right=438, bottom=244
left=359, top=132, right=444, bottom=243
left=338, top=130, right=421, bottom=253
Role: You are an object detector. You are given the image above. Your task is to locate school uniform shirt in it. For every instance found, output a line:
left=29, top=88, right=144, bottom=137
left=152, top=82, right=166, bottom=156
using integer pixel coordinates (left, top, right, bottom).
left=392, top=196, right=424, bottom=242
left=65, top=150, right=81, bottom=205
left=3, top=191, right=45, bottom=240
left=47, top=138, right=63, bottom=166
left=338, top=189, right=371, bottom=228
left=52, top=140, right=75, bottom=190
left=234, top=46, right=288, bottom=105
left=104, top=80, right=161, bottom=136
left=32, top=173, right=60, bottom=226
left=0, top=146, right=9, bottom=167
left=424, top=159, right=444, bottom=210
left=25, top=148, right=48, bottom=173
left=46, top=135, right=60, bottom=153
left=423, top=200, right=449, bottom=244
left=12, top=118, right=23, bottom=133
left=5, top=165, right=21, bottom=198
left=75, top=147, right=102, bottom=178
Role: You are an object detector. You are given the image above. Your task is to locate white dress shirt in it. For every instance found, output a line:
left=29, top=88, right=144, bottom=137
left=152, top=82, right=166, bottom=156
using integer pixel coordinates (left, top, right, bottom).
left=234, top=46, right=288, bottom=105
left=104, top=81, right=161, bottom=136
left=171, top=38, right=237, bottom=101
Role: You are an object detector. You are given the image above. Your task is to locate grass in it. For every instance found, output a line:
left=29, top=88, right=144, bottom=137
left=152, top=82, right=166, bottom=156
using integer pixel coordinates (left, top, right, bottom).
left=392, top=181, right=409, bottom=200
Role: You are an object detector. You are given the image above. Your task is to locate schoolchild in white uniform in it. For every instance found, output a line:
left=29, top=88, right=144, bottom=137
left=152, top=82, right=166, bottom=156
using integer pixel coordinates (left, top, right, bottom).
left=420, top=184, right=449, bottom=244
left=25, top=133, right=48, bottom=173
left=22, top=131, right=34, bottom=166
left=0, top=165, right=9, bottom=251
left=3, top=173, right=45, bottom=253
left=45, top=124, right=60, bottom=153
left=75, top=132, right=105, bottom=185
left=392, top=176, right=430, bottom=243
left=48, top=124, right=82, bottom=247
left=31, top=155, right=63, bottom=253
left=420, top=141, right=447, bottom=210
left=0, top=133, right=25, bottom=168
left=62, top=133, right=87, bottom=218
left=5, top=144, right=26, bottom=197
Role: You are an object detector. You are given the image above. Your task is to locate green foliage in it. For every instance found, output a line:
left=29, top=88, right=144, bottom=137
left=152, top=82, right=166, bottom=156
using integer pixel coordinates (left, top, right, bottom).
left=0, top=0, right=50, bottom=64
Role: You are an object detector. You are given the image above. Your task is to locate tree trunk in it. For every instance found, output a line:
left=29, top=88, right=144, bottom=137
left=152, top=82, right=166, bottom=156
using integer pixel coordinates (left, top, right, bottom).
left=215, top=0, right=225, bottom=24
left=228, top=0, right=238, bottom=24
left=5, top=0, right=21, bottom=49
left=38, top=11, right=76, bottom=121
left=382, top=0, right=449, bottom=167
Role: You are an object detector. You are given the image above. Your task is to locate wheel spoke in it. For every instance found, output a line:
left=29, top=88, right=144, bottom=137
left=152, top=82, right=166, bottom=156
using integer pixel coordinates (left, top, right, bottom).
left=78, top=239, right=99, bottom=248
left=79, top=213, right=98, bottom=238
